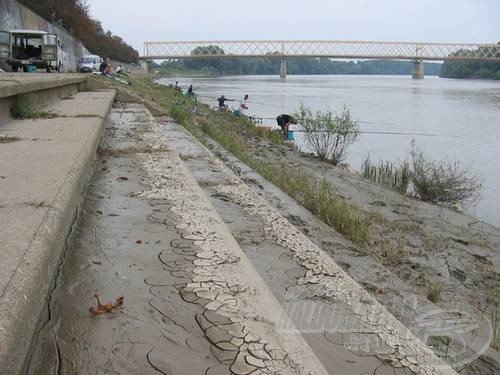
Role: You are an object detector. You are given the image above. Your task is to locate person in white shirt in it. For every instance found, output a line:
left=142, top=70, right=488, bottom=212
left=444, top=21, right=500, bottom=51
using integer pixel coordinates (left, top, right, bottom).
left=240, top=94, right=249, bottom=115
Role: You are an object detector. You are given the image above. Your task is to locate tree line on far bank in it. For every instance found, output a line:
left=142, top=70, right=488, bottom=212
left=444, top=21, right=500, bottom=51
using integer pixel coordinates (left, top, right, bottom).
left=157, top=57, right=443, bottom=76
left=18, top=0, right=139, bottom=63
left=439, top=42, right=500, bottom=80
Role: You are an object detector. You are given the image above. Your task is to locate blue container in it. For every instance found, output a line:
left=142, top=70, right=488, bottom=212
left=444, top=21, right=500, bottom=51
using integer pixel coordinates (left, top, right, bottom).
left=286, top=130, right=295, bottom=141
left=26, top=65, right=36, bottom=73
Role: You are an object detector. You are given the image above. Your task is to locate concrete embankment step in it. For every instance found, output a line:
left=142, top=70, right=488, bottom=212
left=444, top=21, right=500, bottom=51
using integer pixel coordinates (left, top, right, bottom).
left=32, top=103, right=329, bottom=374
left=0, top=73, right=88, bottom=121
left=0, top=85, right=115, bottom=373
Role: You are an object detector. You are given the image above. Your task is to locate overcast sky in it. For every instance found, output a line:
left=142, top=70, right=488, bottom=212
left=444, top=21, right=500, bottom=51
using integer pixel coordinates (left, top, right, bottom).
left=86, top=0, right=500, bottom=53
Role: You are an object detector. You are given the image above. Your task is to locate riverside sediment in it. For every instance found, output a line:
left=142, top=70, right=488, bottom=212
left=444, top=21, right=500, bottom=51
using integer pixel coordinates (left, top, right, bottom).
left=35, top=102, right=328, bottom=374
left=75, top=74, right=499, bottom=373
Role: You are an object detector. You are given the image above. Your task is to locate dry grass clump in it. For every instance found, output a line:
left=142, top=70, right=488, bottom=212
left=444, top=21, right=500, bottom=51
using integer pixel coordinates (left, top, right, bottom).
left=361, top=142, right=481, bottom=207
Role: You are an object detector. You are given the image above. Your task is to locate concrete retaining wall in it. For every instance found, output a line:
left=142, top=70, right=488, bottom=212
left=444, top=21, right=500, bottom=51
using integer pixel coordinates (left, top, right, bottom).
left=0, top=0, right=91, bottom=72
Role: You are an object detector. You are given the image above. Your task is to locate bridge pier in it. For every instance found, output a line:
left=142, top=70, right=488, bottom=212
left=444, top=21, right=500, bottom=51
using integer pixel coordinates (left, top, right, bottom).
left=412, top=61, right=424, bottom=79
left=140, top=60, right=153, bottom=73
left=280, top=58, right=287, bottom=80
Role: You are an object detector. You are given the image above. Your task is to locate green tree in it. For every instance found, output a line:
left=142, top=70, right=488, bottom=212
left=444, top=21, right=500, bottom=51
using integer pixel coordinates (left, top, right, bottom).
left=294, top=104, right=360, bottom=165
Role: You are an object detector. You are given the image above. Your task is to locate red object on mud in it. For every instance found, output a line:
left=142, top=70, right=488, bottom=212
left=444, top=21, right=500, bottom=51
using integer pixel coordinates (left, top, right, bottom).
left=117, top=176, right=129, bottom=181
left=89, top=294, right=124, bottom=315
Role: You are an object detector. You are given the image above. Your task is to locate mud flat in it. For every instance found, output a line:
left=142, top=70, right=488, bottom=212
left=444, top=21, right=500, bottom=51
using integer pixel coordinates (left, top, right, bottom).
left=35, top=74, right=496, bottom=374
left=30, top=96, right=457, bottom=374
left=33, top=103, right=328, bottom=374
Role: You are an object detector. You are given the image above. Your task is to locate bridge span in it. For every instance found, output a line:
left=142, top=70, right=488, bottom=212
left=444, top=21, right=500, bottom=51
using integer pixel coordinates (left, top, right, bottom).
left=141, top=40, right=500, bottom=79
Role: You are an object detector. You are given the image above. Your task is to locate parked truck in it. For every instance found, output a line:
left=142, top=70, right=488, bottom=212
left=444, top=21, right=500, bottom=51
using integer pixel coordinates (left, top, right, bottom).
left=0, top=29, right=59, bottom=72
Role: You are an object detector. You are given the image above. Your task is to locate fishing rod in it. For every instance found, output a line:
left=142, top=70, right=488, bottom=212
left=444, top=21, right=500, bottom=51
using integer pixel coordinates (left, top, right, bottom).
left=281, top=129, right=460, bottom=138
left=258, top=117, right=402, bottom=126
left=191, top=92, right=457, bottom=137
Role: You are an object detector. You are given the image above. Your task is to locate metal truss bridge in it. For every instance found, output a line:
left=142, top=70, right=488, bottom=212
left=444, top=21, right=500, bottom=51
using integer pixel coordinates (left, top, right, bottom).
left=141, top=40, right=500, bottom=79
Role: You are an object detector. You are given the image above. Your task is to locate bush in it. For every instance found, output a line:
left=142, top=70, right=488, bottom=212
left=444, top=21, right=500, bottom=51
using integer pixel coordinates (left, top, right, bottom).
left=361, top=143, right=482, bottom=207
left=410, top=147, right=481, bottom=206
left=294, top=104, right=359, bottom=165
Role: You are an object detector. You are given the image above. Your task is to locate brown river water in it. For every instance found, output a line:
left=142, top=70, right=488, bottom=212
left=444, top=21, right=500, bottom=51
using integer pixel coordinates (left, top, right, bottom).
left=160, top=75, right=500, bottom=227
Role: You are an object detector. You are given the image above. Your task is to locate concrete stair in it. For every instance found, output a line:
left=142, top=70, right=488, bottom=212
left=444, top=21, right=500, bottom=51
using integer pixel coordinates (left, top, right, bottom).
left=0, top=74, right=115, bottom=373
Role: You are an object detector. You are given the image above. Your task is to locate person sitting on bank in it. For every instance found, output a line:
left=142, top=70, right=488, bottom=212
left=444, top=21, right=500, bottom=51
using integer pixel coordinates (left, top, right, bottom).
left=104, top=64, right=113, bottom=76
left=187, top=85, right=194, bottom=96
left=116, top=64, right=126, bottom=75
left=99, top=58, right=109, bottom=75
left=217, top=95, right=233, bottom=111
left=276, top=114, right=296, bottom=139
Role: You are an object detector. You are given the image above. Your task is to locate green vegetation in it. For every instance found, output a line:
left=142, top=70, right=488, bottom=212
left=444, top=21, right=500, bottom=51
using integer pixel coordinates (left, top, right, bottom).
left=426, top=279, right=443, bottom=303
left=0, top=135, right=21, bottom=143
left=361, top=144, right=482, bottom=207
left=440, top=43, right=500, bottom=80
left=155, top=58, right=442, bottom=76
left=362, top=158, right=411, bottom=194
left=18, top=0, right=138, bottom=63
left=294, top=104, right=359, bottom=165
left=9, top=97, right=57, bottom=119
left=201, top=118, right=369, bottom=247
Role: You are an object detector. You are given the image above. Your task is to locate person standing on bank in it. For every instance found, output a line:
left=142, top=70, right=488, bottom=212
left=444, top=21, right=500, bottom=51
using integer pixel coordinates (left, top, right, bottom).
left=276, top=114, right=296, bottom=139
left=240, top=94, right=249, bottom=115
left=217, top=95, right=233, bottom=111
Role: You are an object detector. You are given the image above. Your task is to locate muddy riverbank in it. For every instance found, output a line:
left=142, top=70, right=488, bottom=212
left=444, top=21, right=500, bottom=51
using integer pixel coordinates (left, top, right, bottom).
left=80, top=75, right=500, bottom=373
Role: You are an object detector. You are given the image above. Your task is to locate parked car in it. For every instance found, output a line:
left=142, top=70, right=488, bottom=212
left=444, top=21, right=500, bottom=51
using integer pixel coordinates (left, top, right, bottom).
left=78, top=54, right=102, bottom=73
left=0, top=29, right=58, bottom=72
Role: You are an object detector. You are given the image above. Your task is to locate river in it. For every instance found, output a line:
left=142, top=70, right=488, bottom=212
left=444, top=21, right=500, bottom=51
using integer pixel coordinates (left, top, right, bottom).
left=158, top=75, right=500, bottom=227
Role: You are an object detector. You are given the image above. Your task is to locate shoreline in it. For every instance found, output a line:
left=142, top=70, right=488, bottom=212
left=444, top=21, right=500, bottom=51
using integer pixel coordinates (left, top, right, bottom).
left=91, top=74, right=500, bottom=371
left=158, top=74, right=500, bottom=227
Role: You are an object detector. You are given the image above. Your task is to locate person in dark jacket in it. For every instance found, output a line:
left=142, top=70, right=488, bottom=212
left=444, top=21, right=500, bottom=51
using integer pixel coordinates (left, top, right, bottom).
left=217, top=95, right=233, bottom=111
left=276, top=114, right=296, bottom=139
left=99, top=58, right=109, bottom=75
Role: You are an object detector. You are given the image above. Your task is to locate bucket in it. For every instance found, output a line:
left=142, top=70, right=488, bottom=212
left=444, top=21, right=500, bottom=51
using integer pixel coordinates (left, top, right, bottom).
left=26, top=65, right=36, bottom=73
left=286, top=130, right=295, bottom=141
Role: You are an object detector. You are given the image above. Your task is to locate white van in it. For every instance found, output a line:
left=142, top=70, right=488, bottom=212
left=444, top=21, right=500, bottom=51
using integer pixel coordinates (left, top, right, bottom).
left=78, top=54, right=102, bottom=73
left=0, top=30, right=58, bottom=72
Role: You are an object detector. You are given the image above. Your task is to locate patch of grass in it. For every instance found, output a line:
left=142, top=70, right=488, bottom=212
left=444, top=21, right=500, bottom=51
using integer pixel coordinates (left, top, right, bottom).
left=0, top=135, right=21, bottom=143
left=362, top=157, right=411, bottom=194
left=9, top=97, right=57, bottom=119
left=370, top=237, right=408, bottom=268
left=361, top=144, right=482, bottom=208
left=98, top=146, right=169, bottom=157
left=426, top=280, right=443, bottom=303
left=201, top=116, right=369, bottom=247
left=25, top=200, right=50, bottom=208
